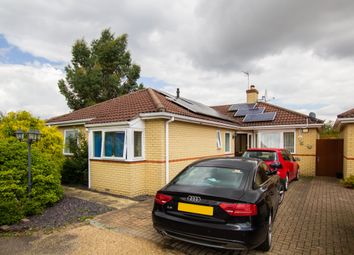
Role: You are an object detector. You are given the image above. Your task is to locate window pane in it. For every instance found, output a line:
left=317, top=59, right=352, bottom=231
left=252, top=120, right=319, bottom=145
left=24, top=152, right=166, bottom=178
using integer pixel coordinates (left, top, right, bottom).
left=134, top=131, right=142, bottom=157
left=283, top=132, right=295, bottom=153
left=224, top=133, right=230, bottom=152
left=104, top=132, right=125, bottom=157
left=64, top=130, right=78, bottom=154
left=243, top=150, right=277, bottom=161
left=93, top=131, right=102, bottom=157
left=173, top=166, right=247, bottom=190
left=260, top=133, right=281, bottom=148
left=217, top=131, right=222, bottom=148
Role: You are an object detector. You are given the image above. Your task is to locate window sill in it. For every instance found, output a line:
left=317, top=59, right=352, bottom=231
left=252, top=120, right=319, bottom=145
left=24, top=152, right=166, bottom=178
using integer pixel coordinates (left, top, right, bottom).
left=90, top=158, right=145, bottom=163
left=64, top=153, right=74, bottom=156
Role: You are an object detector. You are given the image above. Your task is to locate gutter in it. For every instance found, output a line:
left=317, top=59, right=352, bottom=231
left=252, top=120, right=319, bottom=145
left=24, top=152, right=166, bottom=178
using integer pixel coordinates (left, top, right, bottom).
left=334, top=117, right=354, bottom=131
left=46, top=118, right=94, bottom=126
left=165, top=117, right=175, bottom=184
left=238, top=123, right=323, bottom=131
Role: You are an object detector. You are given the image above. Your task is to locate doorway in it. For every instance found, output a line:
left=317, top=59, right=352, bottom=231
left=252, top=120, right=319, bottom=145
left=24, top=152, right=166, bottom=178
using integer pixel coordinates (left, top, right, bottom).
left=235, top=134, right=248, bottom=156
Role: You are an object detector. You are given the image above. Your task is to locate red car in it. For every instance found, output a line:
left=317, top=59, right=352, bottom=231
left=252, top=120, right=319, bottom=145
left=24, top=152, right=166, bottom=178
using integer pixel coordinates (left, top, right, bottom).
left=242, top=148, right=300, bottom=190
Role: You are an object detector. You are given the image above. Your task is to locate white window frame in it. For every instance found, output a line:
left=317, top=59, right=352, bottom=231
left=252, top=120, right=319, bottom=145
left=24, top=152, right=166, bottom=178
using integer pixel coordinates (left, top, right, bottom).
left=224, top=132, right=231, bottom=153
left=63, top=129, right=79, bottom=155
left=89, top=126, right=145, bottom=162
left=216, top=130, right=222, bottom=149
left=131, top=129, right=145, bottom=161
left=102, top=130, right=127, bottom=160
left=256, top=130, right=296, bottom=153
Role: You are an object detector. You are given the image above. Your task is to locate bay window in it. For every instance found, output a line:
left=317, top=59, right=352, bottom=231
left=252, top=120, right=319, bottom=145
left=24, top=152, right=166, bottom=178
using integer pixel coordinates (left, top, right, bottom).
left=90, top=128, right=144, bottom=161
left=258, top=130, right=295, bottom=153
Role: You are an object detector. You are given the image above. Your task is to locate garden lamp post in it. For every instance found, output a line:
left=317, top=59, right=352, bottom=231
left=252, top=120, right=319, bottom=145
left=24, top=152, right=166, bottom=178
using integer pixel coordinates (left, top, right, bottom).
left=15, top=129, right=41, bottom=197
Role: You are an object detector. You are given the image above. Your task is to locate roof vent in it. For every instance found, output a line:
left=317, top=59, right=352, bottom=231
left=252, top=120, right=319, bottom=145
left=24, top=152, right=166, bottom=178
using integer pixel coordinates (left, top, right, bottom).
left=176, top=88, right=180, bottom=98
left=309, top=112, right=316, bottom=120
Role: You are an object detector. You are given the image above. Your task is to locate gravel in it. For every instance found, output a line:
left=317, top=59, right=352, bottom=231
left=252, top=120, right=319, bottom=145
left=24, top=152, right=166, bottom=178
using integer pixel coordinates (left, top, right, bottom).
left=5, top=196, right=113, bottom=231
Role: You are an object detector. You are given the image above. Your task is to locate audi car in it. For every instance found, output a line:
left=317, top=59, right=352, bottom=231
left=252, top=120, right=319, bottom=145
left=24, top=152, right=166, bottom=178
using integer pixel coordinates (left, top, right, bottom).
left=242, top=148, right=300, bottom=190
left=152, top=157, right=282, bottom=251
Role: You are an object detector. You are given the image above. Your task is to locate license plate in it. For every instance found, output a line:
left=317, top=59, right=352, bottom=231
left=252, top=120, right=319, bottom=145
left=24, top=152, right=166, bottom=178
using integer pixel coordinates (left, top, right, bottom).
left=178, top=202, right=214, bottom=216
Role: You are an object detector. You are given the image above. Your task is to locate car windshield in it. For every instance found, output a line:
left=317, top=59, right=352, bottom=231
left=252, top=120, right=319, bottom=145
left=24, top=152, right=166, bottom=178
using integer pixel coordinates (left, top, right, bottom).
left=243, top=151, right=277, bottom=161
left=172, top=166, right=247, bottom=189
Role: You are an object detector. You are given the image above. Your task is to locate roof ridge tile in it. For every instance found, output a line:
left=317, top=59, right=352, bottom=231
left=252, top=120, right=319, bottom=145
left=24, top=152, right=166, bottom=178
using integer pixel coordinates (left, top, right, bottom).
left=147, top=88, right=165, bottom=112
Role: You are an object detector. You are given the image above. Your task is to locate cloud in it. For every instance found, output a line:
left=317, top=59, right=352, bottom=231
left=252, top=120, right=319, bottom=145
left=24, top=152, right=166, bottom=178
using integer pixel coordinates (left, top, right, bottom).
left=0, top=0, right=353, bottom=121
left=185, top=0, right=354, bottom=71
left=0, top=63, right=68, bottom=118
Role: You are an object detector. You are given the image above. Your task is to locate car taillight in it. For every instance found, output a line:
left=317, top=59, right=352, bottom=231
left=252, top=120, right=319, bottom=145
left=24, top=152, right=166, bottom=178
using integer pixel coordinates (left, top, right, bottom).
left=219, top=203, right=257, bottom=216
left=155, top=192, right=173, bottom=205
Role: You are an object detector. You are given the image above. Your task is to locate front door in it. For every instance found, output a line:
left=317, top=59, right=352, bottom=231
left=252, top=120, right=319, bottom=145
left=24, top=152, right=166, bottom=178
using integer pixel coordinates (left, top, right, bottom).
left=235, top=134, right=248, bottom=156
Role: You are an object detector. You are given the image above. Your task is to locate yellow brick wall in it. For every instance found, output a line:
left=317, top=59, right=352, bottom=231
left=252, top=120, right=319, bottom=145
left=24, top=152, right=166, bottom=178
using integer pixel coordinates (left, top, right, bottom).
left=168, top=121, right=234, bottom=180
left=294, top=128, right=318, bottom=176
left=342, top=124, right=354, bottom=178
left=89, top=120, right=235, bottom=196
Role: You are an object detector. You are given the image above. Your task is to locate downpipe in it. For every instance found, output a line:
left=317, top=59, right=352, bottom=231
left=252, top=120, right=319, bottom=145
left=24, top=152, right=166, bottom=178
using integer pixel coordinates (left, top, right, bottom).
left=165, top=117, right=175, bottom=184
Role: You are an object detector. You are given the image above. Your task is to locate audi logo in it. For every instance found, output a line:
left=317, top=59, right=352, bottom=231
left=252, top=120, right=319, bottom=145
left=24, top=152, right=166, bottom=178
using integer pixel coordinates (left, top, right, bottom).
left=186, top=195, right=201, bottom=203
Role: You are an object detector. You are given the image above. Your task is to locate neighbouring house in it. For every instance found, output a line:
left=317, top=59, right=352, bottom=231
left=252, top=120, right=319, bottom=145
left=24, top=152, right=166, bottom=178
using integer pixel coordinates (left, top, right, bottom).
left=335, top=108, right=354, bottom=178
left=212, top=85, right=323, bottom=176
left=47, top=85, right=324, bottom=196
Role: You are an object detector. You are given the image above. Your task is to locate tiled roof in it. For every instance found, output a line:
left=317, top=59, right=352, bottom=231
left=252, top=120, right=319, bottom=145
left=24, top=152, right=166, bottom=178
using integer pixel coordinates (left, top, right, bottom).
left=47, top=88, right=237, bottom=125
left=337, top=108, right=354, bottom=118
left=212, top=102, right=324, bottom=127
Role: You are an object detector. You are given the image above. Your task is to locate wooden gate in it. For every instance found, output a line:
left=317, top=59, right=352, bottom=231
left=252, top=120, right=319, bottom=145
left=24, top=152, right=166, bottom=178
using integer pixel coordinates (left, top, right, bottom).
left=316, top=139, right=343, bottom=177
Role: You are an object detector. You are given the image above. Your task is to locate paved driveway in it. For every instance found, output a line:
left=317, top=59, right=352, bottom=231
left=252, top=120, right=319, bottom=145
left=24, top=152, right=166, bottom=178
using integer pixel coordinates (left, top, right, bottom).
left=92, top=177, right=354, bottom=254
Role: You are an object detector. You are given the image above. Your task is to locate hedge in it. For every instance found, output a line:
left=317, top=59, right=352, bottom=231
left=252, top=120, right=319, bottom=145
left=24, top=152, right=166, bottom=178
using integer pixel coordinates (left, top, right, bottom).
left=0, top=111, right=64, bottom=225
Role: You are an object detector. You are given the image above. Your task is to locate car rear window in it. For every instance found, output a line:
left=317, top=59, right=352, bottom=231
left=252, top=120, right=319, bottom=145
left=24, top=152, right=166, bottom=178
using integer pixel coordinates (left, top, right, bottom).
left=243, top=151, right=277, bottom=161
left=172, top=166, right=247, bottom=189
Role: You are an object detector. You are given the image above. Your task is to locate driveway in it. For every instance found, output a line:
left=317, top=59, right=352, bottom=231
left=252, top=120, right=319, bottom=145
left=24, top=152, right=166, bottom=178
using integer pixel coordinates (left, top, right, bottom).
left=1, top=177, right=353, bottom=254
left=91, top=177, right=354, bottom=254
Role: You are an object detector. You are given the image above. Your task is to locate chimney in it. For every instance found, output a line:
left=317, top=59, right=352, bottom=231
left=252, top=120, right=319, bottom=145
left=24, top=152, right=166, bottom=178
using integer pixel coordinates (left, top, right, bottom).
left=176, top=88, right=180, bottom=98
left=246, top=85, right=259, bottom=104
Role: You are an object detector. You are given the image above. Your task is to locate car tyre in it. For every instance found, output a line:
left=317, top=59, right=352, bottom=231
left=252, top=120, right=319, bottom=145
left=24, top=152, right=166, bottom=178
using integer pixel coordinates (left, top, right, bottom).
left=284, top=174, right=289, bottom=191
left=295, top=169, right=300, bottom=181
left=258, top=212, right=272, bottom=251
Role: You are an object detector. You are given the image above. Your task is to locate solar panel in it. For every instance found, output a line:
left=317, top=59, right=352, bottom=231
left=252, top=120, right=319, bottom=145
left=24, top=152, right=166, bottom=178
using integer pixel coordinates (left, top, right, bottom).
left=228, top=103, right=255, bottom=112
left=234, top=107, right=265, bottom=117
left=243, top=112, right=277, bottom=123
left=158, top=90, right=231, bottom=121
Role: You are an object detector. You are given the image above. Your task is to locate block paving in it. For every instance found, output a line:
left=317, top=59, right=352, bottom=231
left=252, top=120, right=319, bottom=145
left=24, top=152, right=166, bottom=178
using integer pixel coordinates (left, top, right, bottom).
left=91, top=177, right=354, bottom=255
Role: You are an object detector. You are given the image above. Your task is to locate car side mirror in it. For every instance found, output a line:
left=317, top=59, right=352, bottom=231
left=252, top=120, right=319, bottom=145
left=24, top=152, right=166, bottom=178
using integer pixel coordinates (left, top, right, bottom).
left=270, top=162, right=282, bottom=169
left=294, top=157, right=301, bottom=162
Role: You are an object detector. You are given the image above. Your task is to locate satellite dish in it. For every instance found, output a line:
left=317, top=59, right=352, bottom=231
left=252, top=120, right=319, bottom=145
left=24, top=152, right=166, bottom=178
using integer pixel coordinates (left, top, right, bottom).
left=309, top=112, right=316, bottom=120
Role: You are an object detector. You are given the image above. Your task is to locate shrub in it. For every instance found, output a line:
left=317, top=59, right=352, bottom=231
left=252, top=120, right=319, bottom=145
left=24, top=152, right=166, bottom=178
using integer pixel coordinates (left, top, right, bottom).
left=62, top=133, right=88, bottom=185
left=341, top=175, right=354, bottom=189
left=0, top=111, right=64, bottom=225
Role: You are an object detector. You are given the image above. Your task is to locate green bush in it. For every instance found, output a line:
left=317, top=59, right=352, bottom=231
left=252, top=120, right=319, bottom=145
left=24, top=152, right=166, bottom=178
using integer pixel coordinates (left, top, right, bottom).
left=62, top=133, right=88, bottom=185
left=341, top=175, right=354, bottom=189
left=0, top=111, right=64, bottom=225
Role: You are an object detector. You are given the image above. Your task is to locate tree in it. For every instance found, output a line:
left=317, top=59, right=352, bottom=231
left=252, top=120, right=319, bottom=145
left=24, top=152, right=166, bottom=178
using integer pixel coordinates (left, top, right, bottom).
left=320, top=120, right=340, bottom=138
left=58, top=29, right=143, bottom=110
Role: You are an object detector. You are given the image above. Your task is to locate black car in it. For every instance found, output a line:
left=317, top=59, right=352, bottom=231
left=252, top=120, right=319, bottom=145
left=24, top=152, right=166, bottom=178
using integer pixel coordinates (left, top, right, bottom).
left=152, top=157, right=282, bottom=251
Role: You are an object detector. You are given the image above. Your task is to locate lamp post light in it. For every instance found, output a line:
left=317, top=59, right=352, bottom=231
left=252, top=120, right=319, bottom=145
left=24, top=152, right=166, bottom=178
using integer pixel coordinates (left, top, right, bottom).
left=15, top=129, right=41, bottom=197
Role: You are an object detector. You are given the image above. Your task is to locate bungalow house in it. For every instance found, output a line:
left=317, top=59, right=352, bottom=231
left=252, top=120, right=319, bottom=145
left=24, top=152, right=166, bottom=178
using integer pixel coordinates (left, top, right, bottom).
left=335, top=108, right=354, bottom=178
left=47, top=85, right=323, bottom=196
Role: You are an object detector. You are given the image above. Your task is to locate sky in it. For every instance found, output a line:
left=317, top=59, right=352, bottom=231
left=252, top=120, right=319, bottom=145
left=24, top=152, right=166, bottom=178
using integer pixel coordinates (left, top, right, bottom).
left=1, top=0, right=354, bottom=121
